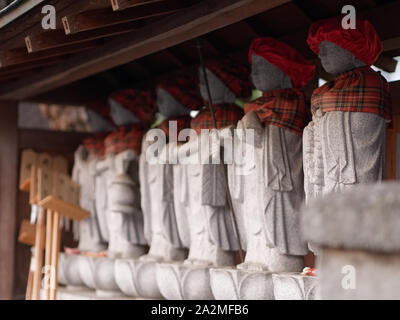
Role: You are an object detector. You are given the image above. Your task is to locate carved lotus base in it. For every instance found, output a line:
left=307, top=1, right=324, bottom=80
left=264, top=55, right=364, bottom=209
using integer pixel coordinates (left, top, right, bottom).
left=93, top=256, right=121, bottom=296
left=129, top=259, right=164, bottom=299
left=58, top=253, right=68, bottom=286
left=272, top=273, right=318, bottom=300
left=58, top=253, right=86, bottom=287
left=114, top=258, right=140, bottom=297
left=79, top=255, right=121, bottom=296
left=78, top=255, right=97, bottom=290
left=210, top=267, right=275, bottom=300
left=156, top=262, right=215, bottom=300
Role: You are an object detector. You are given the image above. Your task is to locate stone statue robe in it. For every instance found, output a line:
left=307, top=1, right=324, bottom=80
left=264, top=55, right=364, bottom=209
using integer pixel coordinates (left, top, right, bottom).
left=234, top=113, right=307, bottom=271
left=139, top=137, right=186, bottom=262
left=179, top=135, right=238, bottom=266
left=72, top=147, right=105, bottom=252
left=107, top=150, right=147, bottom=258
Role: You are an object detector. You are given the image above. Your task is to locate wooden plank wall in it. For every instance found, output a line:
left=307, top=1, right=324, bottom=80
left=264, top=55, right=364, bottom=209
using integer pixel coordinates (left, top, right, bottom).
left=0, top=101, right=18, bottom=299
left=12, top=129, right=89, bottom=299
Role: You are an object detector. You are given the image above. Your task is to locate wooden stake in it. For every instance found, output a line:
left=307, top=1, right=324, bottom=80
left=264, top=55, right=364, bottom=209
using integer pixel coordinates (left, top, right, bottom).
left=49, top=211, right=61, bottom=300
left=44, top=210, right=53, bottom=300
left=25, top=253, right=34, bottom=300
left=31, top=207, right=45, bottom=300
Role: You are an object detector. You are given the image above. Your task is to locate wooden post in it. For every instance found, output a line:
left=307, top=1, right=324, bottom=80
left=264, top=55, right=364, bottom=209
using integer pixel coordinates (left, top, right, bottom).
left=31, top=207, right=45, bottom=300
left=25, top=253, right=34, bottom=300
left=49, top=211, right=61, bottom=300
left=44, top=210, right=53, bottom=300
left=0, top=101, right=18, bottom=299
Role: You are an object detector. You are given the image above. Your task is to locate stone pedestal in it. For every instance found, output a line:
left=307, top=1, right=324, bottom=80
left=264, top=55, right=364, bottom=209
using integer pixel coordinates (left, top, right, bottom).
left=58, top=253, right=85, bottom=288
left=302, top=182, right=400, bottom=299
left=93, top=256, right=121, bottom=297
left=157, top=262, right=214, bottom=300
left=272, top=273, right=318, bottom=300
left=210, top=267, right=274, bottom=300
left=78, top=255, right=98, bottom=290
left=114, top=256, right=165, bottom=299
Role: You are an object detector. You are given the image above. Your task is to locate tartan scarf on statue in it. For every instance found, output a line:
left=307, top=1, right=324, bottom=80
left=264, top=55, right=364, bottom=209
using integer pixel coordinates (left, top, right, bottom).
left=191, top=104, right=244, bottom=134
left=104, top=124, right=146, bottom=155
left=244, top=88, right=309, bottom=136
left=83, top=133, right=107, bottom=157
left=311, top=66, right=391, bottom=120
left=158, top=115, right=192, bottom=140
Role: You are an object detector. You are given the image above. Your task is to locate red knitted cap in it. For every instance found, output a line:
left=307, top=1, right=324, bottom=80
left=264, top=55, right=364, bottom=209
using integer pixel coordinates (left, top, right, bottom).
left=249, top=37, right=316, bottom=89
left=109, top=89, right=156, bottom=124
left=86, top=99, right=114, bottom=124
left=307, top=16, right=382, bottom=66
left=205, top=59, right=252, bottom=98
left=158, top=71, right=202, bottom=110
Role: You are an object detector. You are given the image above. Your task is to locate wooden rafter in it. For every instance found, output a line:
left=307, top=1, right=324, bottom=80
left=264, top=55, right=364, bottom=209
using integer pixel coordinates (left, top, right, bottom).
left=0, top=43, right=97, bottom=68
left=0, top=0, right=112, bottom=51
left=62, top=0, right=186, bottom=34
left=0, top=0, right=290, bottom=100
left=111, top=0, right=164, bottom=11
left=0, top=57, right=64, bottom=78
left=25, top=22, right=139, bottom=53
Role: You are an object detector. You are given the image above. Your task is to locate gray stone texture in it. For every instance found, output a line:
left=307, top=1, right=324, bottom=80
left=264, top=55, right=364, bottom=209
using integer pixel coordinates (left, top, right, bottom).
left=272, top=272, right=318, bottom=300
left=302, top=182, right=400, bottom=253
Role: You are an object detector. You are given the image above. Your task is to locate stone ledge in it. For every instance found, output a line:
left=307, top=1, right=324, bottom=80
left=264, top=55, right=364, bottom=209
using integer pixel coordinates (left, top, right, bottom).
left=42, top=287, right=148, bottom=300
left=301, top=182, right=400, bottom=253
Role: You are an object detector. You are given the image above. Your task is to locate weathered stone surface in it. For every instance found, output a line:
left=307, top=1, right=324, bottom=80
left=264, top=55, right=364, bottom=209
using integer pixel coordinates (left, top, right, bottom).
left=272, top=272, right=318, bottom=300
left=210, top=267, right=274, bottom=300
left=318, top=248, right=400, bottom=300
left=130, top=259, right=164, bottom=299
left=114, top=259, right=140, bottom=297
left=53, top=287, right=139, bottom=300
left=93, top=257, right=121, bottom=297
left=157, top=262, right=214, bottom=300
left=78, top=255, right=97, bottom=290
left=62, top=254, right=85, bottom=287
left=301, top=182, right=400, bottom=253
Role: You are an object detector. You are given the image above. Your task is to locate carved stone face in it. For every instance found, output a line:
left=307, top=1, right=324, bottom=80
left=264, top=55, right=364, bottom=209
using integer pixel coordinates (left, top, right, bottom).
left=318, top=40, right=366, bottom=75
left=86, top=108, right=114, bottom=132
left=251, top=55, right=292, bottom=92
left=199, top=67, right=236, bottom=104
left=156, top=87, right=190, bottom=117
left=109, top=99, right=140, bottom=126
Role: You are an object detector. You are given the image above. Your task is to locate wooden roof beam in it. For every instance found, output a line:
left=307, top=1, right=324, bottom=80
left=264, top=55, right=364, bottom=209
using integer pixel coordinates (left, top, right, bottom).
left=62, top=0, right=187, bottom=35
left=111, top=0, right=164, bottom=11
left=0, top=0, right=291, bottom=100
left=25, top=22, right=138, bottom=53
left=0, top=43, right=97, bottom=68
left=0, top=57, right=63, bottom=78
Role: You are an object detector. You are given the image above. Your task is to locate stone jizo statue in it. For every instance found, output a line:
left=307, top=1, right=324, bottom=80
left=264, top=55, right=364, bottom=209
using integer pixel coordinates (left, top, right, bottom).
left=306, top=17, right=391, bottom=196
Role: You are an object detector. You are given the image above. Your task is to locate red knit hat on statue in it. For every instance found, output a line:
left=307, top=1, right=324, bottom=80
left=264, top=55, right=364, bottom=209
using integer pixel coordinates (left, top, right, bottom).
left=86, top=99, right=114, bottom=124
left=158, top=71, right=203, bottom=110
left=307, top=16, right=382, bottom=66
left=104, top=124, right=145, bottom=155
left=109, top=89, right=156, bottom=124
left=249, top=37, right=316, bottom=89
left=83, top=133, right=107, bottom=157
left=205, top=59, right=252, bottom=98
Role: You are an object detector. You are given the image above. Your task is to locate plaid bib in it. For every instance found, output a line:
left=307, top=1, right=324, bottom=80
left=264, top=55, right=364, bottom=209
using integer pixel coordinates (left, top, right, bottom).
left=311, top=67, right=391, bottom=120
left=104, top=124, right=145, bottom=155
left=244, top=88, right=309, bottom=136
left=190, top=104, right=244, bottom=134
